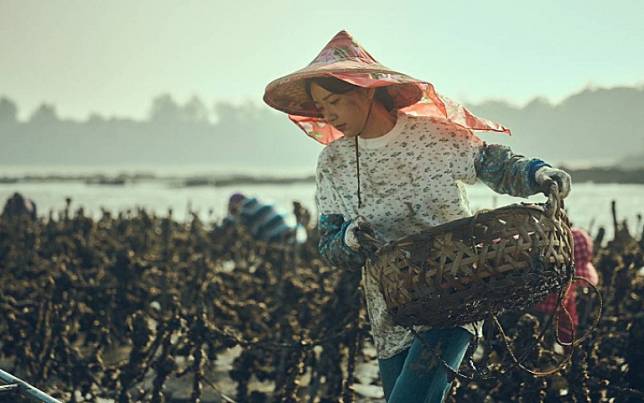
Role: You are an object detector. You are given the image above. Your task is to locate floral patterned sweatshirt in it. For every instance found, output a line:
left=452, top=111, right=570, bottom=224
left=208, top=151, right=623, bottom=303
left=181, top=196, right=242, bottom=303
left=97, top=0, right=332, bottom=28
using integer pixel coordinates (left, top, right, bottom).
left=315, top=111, right=549, bottom=359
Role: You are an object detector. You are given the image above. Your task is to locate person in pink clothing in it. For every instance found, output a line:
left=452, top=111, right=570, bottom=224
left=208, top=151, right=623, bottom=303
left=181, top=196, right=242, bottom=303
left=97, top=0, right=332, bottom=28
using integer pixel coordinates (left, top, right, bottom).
left=534, top=227, right=599, bottom=344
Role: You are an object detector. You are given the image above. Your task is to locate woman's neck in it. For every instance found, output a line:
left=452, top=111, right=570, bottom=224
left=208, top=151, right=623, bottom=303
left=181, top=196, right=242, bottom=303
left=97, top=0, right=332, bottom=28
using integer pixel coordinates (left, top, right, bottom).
left=358, top=104, right=397, bottom=139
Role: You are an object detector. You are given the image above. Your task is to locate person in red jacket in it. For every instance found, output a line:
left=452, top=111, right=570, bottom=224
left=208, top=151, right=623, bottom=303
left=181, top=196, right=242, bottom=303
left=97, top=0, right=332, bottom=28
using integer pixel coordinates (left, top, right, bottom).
left=534, top=227, right=599, bottom=345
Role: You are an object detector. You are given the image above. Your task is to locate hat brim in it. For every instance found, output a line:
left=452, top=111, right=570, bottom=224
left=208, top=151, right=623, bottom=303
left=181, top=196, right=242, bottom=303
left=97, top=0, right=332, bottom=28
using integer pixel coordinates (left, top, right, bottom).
left=263, top=66, right=424, bottom=117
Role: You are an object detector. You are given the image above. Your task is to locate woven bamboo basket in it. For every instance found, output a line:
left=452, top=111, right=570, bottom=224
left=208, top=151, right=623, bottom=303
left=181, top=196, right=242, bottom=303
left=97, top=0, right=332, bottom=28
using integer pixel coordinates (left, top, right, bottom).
left=363, top=186, right=574, bottom=328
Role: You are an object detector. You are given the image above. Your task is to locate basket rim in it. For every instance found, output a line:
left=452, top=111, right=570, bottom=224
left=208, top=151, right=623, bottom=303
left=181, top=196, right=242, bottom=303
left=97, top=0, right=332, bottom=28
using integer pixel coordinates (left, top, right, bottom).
left=375, top=202, right=555, bottom=252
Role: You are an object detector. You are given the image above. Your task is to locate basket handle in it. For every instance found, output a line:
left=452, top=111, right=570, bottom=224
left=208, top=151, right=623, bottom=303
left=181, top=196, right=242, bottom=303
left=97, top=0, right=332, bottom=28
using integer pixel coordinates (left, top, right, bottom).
left=544, top=180, right=563, bottom=218
left=488, top=272, right=575, bottom=378
left=555, top=275, right=603, bottom=347
left=491, top=314, right=574, bottom=377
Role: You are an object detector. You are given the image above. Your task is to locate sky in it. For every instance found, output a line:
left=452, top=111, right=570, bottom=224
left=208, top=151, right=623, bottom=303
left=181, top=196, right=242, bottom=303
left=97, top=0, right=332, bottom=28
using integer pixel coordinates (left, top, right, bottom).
left=1, top=0, right=643, bottom=121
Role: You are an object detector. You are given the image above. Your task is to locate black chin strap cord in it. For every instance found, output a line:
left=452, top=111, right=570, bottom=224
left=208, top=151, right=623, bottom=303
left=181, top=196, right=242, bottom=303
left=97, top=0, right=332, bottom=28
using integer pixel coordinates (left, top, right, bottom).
left=355, top=95, right=375, bottom=210
left=355, top=136, right=361, bottom=209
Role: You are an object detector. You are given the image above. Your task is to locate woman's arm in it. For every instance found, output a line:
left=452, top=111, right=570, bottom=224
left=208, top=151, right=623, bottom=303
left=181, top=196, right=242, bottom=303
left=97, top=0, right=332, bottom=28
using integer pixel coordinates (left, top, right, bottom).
left=474, top=143, right=551, bottom=198
left=318, top=213, right=367, bottom=269
left=315, top=150, right=366, bottom=270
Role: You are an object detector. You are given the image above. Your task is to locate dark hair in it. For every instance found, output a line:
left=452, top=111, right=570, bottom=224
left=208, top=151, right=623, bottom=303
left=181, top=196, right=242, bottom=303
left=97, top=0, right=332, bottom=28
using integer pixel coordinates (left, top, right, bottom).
left=304, top=76, right=395, bottom=111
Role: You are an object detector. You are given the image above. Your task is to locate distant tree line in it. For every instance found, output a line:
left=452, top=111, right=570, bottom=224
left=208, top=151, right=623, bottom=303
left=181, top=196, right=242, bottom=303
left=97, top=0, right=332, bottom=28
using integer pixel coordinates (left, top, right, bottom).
left=0, top=94, right=249, bottom=126
left=0, top=94, right=322, bottom=168
left=1, top=85, right=644, bottom=168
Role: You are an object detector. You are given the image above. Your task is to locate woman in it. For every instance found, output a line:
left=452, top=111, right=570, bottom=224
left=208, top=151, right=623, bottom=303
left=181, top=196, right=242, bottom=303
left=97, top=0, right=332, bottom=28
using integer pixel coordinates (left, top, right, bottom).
left=264, top=30, right=571, bottom=402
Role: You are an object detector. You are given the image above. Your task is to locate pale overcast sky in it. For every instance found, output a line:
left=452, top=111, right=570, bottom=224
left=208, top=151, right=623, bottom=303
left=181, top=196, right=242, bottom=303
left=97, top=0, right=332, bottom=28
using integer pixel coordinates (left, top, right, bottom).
left=1, top=0, right=642, bottom=120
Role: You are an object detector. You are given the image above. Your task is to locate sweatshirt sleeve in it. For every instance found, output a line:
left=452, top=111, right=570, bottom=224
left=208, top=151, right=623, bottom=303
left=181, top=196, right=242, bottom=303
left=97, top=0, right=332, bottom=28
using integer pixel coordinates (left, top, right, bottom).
left=443, top=121, right=551, bottom=198
left=474, top=143, right=550, bottom=198
left=318, top=214, right=367, bottom=269
left=315, top=150, right=366, bottom=269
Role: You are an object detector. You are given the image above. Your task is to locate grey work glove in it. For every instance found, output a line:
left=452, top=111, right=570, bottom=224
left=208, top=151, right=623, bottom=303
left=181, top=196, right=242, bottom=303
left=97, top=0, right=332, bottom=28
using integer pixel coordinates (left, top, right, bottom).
left=343, top=216, right=379, bottom=258
left=344, top=216, right=370, bottom=250
left=535, top=166, right=572, bottom=198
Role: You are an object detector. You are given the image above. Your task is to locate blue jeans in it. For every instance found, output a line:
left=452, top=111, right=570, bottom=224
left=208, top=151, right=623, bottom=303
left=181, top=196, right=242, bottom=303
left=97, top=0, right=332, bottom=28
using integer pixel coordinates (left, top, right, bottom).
left=378, top=327, right=472, bottom=403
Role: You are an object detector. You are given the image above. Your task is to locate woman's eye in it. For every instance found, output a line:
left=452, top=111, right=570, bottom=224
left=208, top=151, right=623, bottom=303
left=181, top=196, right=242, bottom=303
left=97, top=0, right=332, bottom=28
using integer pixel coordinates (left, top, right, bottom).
left=330, top=100, right=339, bottom=105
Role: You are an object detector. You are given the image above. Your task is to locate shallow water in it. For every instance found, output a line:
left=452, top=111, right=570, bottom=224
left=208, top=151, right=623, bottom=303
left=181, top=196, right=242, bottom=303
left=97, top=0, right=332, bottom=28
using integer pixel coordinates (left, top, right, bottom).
left=1, top=180, right=642, bottom=239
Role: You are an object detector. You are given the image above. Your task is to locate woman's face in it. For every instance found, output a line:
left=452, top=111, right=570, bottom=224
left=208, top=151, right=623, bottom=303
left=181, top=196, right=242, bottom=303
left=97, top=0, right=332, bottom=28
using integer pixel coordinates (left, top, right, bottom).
left=309, top=82, right=373, bottom=137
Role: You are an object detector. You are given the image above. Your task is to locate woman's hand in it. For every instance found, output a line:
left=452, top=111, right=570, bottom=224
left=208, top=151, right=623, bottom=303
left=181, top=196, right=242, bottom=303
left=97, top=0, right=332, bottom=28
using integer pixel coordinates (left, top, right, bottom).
left=535, top=166, right=572, bottom=198
left=344, top=216, right=376, bottom=252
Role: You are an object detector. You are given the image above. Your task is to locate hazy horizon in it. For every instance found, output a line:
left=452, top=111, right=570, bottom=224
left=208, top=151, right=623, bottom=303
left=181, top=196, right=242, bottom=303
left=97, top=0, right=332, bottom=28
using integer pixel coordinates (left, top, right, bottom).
left=2, top=83, right=644, bottom=170
left=2, top=81, right=643, bottom=124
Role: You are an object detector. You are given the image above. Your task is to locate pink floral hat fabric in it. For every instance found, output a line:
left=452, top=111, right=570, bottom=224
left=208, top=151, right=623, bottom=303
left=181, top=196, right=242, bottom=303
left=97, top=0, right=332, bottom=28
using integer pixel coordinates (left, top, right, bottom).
left=263, top=30, right=511, bottom=145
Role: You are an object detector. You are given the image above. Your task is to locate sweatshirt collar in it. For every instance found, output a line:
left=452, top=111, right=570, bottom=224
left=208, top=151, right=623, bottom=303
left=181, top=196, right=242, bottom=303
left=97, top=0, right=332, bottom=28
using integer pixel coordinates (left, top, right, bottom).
left=357, top=112, right=407, bottom=150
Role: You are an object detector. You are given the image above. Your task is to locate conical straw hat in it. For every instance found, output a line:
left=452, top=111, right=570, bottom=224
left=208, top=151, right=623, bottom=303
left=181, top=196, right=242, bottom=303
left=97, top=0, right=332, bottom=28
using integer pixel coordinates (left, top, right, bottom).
left=264, top=30, right=511, bottom=144
left=263, top=30, right=424, bottom=118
